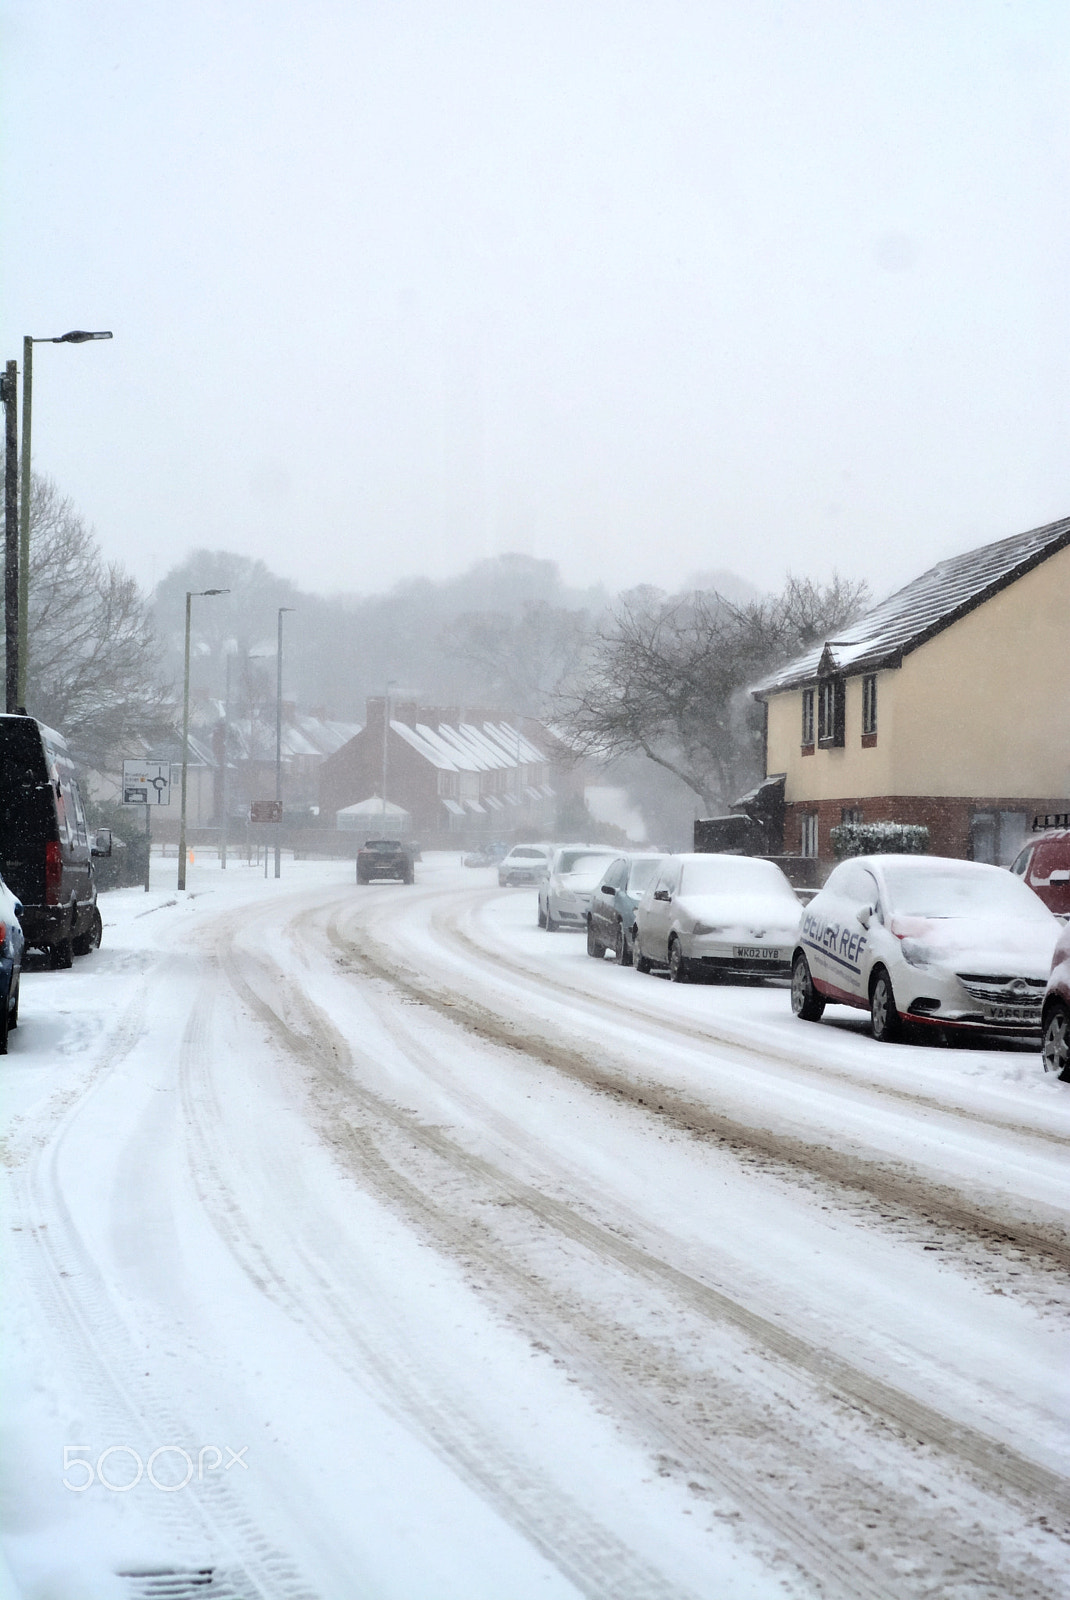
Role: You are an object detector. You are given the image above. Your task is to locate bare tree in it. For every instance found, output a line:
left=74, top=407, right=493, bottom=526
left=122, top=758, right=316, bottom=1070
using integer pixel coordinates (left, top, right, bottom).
left=439, top=600, right=591, bottom=713
left=16, top=474, right=169, bottom=769
left=556, top=574, right=869, bottom=811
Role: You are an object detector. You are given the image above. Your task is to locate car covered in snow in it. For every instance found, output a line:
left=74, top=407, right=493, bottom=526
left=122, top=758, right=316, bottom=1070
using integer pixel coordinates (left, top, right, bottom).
left=538, top=846, right=618, bottom=931
left=633, top=853, right=801, bottom=982
left=1041, top=918, right=1070, bottom=1080
left=356, top=838, right=415, bottom=884
left=1009, top=826, right=1070, bottom=917
left=0, top=872, right=23, bottom=1052
left=498, top=844, right=553, bottom=887
left=791, top=855, right=1060, bottom=1043
left=585, top=852, right=665, bottom=964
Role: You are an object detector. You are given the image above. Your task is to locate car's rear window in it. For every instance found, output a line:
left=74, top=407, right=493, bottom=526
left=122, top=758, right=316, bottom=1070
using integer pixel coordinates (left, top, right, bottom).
left=511, top=848, right=546, bottom=859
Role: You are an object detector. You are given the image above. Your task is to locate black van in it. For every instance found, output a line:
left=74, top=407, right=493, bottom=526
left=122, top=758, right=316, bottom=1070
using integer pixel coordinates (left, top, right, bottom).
left=0, top=715, right=111, bottom=967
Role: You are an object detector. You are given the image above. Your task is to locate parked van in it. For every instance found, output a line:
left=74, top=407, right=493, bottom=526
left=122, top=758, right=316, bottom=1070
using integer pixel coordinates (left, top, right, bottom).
left=0, top=715, right=111, bottom=967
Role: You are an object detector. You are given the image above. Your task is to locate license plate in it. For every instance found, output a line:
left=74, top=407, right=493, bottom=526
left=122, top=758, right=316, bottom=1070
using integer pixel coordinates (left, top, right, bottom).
left=986, top=1005, right=1036, bottom=1023
left=734, top=945, right=782, bottom=960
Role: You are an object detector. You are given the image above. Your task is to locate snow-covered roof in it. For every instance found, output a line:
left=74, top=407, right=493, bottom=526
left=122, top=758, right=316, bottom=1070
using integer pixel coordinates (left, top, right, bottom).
left=388, top=717, right=548, bottom=773
left=754, top=513, right=1070, bottom=696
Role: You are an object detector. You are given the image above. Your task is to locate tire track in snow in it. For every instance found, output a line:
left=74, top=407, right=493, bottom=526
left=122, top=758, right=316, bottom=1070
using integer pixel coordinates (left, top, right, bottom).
left=7, top=949, right=316, bottom=1600
left=185, top=941, right=703, bottom=1600
left=329, top=895, right=1070, bottom=1277
left=223, top=906, right=1070, bottom=1599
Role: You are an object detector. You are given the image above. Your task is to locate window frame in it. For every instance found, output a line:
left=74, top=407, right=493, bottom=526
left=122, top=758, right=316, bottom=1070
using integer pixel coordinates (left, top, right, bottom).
left=800, top=812, right=819, bottom=858
left=817, top=676, right=845, bottom=748
left=861, top=673, right=878, bottom=743
left=800, top=688, right=815, bottom=750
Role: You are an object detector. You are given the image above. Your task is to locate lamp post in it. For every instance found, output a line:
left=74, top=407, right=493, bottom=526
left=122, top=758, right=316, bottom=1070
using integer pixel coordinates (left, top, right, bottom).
left=19, top=331, right=113, bottom=707
left=178, top=588, right=229, bottom=891
left=274, top=607, right=295, bottom=879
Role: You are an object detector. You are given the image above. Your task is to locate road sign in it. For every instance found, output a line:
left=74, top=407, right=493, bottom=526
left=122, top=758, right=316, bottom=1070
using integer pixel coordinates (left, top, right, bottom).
left=250, top=800, right=283, bottom=824
left=122, top=759, right=171, bottom=806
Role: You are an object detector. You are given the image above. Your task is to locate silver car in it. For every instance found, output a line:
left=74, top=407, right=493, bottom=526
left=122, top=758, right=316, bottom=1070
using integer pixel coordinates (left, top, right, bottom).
left=538, top=847, right=619, bottom=931
left=634, top=853, right=801, bottom=982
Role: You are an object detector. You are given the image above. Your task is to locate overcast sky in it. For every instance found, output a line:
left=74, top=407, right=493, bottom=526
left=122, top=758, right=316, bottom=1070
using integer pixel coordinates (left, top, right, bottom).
left=2, top=0, right=1068, bottom=602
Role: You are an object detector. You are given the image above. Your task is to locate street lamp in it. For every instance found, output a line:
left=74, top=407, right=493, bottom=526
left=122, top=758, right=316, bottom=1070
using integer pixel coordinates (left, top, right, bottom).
left=178, top=588, right=229, bottom=891
left=19, top=330, right=113, bottom=706
left=274, top=607, right=295, bottom=879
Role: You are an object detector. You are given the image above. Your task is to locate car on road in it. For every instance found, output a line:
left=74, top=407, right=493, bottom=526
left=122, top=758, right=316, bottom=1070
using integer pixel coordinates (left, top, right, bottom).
left=791, top=854, right=1060, bottom=1043
left=633, top=853, right=801, bottom=982
left=585, top=853, right=665, bottom=964
left=1041, top=917, right=1070, bottom=1080
left=356, top=838, right=415, bottom=884
left=1009, top=826, right=1070, bottom=917
left=498, top=844, right=553, bottom=887
left=538, top=846, right=618, bottom=931
left=0, top=873, right=24, bottom=1053
left=0, top=714, right=110, bottom=967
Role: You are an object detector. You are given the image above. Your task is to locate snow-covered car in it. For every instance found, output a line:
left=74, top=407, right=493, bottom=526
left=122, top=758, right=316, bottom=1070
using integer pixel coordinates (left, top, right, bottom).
left=1009, top=826, right=1070, bottom=916
left=0, top=873, right=24, bottom=1053
left=538, top=847, right=618, bottom=931
left=586, top=853, right=665, bottom=964
left=791, top=855, right=1060, bottom=1043
left=633, top=854, right=801, bottom=982
left=498, top=844, right=553, bottom=887
left=1040, top=918, right=1070, bottom=1079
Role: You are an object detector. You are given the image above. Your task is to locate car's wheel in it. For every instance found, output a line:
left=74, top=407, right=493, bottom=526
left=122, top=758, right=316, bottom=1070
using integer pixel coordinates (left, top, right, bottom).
left=870, top=967, right=902, bottom=1042
left=790, top=951, right=825, bottom=1022
left=613, top=920, right=632, bottom=967
left=72, top=907, right=102, bottom=957
left=537, top=902, right=547, bottom=929
left=545, top=907, right=558, bottom=932
left=668, top=936, right=691, bottom=983
left=8, top=980, right=18, bottom=1030
left=1042, top=1000, right=1070, bottom=1080
left=49, top=938, right=74, bottom=971
left=634, top=932, right=652, bottom=974
left=586, top=919, right=605, bottom=959
left=0, top=990, right=8, bottom=1054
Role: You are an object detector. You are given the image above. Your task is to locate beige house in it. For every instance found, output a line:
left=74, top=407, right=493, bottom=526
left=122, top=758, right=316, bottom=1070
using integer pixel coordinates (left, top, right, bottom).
left=752, top=516, right=1070, bottom=865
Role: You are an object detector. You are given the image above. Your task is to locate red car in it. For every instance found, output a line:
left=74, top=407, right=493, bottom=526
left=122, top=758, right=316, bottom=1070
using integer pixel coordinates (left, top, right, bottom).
left=1041, top=918, right=1070, bottom=1080
left=1010, top=826, right=1070, bottom=916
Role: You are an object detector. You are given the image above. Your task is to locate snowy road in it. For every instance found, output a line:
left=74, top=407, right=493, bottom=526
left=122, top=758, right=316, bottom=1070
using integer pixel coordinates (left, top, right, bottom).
left=2, top=856, right=1068, bottom=1599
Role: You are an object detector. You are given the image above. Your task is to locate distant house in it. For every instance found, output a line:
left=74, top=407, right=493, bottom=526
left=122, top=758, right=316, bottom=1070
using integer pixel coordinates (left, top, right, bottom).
left=751, top=515, right=1070, bottom=866
left=319, top=697, right=554, bottom=841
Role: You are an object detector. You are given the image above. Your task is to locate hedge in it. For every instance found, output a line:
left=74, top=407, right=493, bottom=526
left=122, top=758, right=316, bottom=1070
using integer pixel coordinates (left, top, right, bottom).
left=829, top=821, right=930, bottom=859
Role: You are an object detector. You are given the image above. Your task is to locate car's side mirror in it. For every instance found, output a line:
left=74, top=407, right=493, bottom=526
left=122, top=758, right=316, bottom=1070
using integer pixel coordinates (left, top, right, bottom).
left=92, top=829, right=112, bottom=858
left=601, top=884, right=616, bottom=896
left=857, top=904, right=873, bottom=928
left=654, top=888, right=671, bottom=902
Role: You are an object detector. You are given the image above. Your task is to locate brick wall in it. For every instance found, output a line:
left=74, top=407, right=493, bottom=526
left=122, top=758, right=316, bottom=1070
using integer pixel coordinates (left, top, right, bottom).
left=784, top=794, right=1070, bottom=865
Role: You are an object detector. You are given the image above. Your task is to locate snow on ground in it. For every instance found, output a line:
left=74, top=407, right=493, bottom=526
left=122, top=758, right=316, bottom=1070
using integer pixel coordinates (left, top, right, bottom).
left=2, top=854, right=1068, bottom=1599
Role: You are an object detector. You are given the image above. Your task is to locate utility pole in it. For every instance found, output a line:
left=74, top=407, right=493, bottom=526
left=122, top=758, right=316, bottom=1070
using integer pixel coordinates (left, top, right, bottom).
left=274, top=608, right=294, bottom=878
left=2, top=361, right=18, bottom=713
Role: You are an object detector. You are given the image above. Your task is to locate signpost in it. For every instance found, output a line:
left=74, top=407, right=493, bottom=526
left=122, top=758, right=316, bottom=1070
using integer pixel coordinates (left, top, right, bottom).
left=121, top=760, right=172, bottom=892
left=250, top=800, right=282, bottom=878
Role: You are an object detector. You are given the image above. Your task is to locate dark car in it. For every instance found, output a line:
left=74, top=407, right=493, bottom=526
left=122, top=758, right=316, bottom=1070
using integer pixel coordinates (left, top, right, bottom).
left=0, top=715, right=110, bottom=967
left=356, top=837, right=415, bottom=884
left=1041, top=918, right=1070, bottom=1080
left=1010, top=827, right=1070, bottom=917
left=586, top=852, right=665, bottom=965
left=0, top=872, right=25, bottom=1052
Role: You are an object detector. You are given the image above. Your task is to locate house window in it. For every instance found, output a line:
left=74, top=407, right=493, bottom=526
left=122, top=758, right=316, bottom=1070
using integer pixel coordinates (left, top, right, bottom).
left=817, top=677, right=844, bottom=747
left=800, top=689, right=814, bottom=749
left=841, top=806, right=863, bottom=825
left=862, top=674, right=877, bottom=741
left=800, top=812, right=818, bottom=858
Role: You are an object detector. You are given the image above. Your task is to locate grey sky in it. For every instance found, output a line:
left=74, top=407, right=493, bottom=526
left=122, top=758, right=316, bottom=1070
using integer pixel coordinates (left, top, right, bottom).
left=2, top=0, right=1068, bottom=601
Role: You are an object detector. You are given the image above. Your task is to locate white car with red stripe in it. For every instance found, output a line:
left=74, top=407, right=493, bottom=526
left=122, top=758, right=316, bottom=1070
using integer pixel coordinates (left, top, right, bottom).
left=790, top=855, right=1060, bottom=1043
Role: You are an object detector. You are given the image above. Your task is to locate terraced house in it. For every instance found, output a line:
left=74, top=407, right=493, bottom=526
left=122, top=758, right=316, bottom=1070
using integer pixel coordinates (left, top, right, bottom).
left=751, top=515, right=1070, bottom=867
